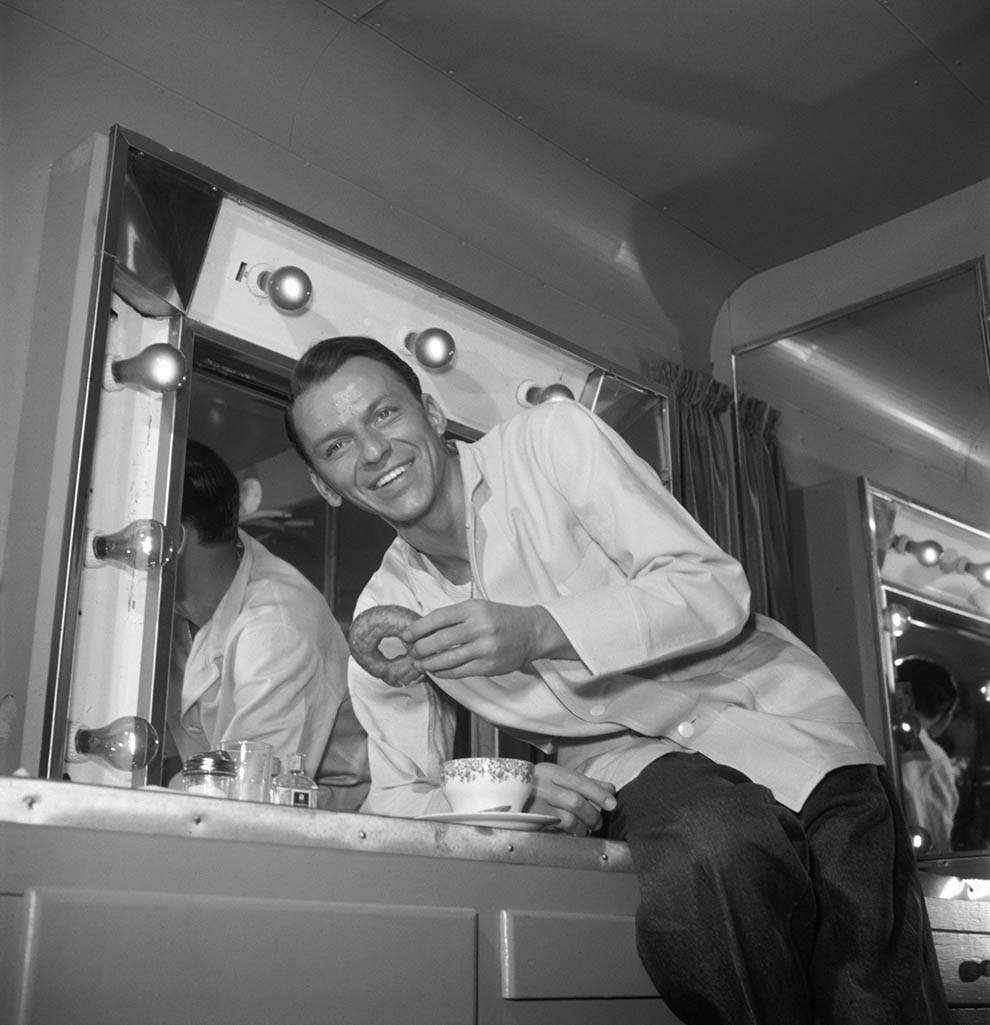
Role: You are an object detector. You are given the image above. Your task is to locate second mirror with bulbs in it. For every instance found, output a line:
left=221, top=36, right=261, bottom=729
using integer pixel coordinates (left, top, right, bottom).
left=800, top=476, right=990, bottom=863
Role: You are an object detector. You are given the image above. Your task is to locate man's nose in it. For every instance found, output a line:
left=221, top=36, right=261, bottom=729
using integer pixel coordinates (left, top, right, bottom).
left=357, top=428, right=390, bottom=463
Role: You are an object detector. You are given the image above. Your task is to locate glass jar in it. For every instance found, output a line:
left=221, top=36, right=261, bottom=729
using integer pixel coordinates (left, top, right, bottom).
left=181, top=750, right=236, bottom=798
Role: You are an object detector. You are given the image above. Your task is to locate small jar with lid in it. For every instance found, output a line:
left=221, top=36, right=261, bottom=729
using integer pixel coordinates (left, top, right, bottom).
left=181, top=750, right=236, bottom=799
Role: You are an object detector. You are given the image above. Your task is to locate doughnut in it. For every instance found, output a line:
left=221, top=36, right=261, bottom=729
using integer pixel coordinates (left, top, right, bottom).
left=348, top=604, right=423, bottom=687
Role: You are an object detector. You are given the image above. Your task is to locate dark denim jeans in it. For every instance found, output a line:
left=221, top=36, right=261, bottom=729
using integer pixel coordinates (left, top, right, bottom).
left=607, top=753, right=950, bottom=1024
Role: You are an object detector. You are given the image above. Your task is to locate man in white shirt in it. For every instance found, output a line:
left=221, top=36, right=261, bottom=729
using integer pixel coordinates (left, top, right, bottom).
left=167, top=441, right=369, bottom=810
left=895, top=655, right=960, bottom=852
left=285, top=336, right=948, bottom=1024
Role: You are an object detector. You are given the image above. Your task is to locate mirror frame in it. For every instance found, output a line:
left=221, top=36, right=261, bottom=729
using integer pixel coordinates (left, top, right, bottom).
left=39, top=124, right=679, bottom=783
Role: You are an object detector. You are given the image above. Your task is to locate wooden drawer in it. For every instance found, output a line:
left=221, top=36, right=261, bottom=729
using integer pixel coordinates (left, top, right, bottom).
left=928, top=898, right=990, bottom=1008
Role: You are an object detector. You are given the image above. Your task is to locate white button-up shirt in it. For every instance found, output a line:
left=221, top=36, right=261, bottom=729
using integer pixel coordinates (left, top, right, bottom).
left=169, top=530, right=370, bottom=808
left=349, top=401, right=881, bottom=817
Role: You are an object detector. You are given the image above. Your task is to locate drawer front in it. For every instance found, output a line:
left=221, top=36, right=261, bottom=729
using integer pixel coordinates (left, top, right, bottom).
left=500, top=908, right=657, bottom=999
left=935, top=931, right=990, bottom=1007
left=13, top=886, right=477, bottom=1025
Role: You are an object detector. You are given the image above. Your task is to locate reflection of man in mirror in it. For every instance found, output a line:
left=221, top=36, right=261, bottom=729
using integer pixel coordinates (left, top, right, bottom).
left=895, top=655, right=960, bottom=852
left=167, top=440, right=370, bottom=810
left=285, top=336, right=949, bottom=1024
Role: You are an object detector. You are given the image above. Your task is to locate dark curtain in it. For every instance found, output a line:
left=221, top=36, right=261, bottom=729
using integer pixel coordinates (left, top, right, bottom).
left=736, top=395, right=797, bottom=630
left=652, top=362, right=737, bottom=557
left=652, top=361, right=797, bottom=631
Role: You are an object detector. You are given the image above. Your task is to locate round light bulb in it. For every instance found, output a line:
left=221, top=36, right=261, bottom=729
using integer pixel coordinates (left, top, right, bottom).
left=71, top=716, right=160, bottom=771
left=891, top=534, right=943, bottom=568
left=908, top=826, right=932, bottom=855
left=404, top=328, right=456, bottom=369
left=965, top=561, right=990, bottom=587
left=884, top=603, right=911, bottom=637
left=521, top=382, right=575, bottom=405
left=91, top=518, right=175, bottom=570
left=894, top=713, right=920, bottom=748
left=109, top=344, right=187, bottom=393
left=258, top=265, right=313, bottom=312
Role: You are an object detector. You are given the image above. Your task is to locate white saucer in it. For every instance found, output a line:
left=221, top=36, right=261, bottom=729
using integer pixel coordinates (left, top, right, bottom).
left=416, top=811, right=560, bottom=831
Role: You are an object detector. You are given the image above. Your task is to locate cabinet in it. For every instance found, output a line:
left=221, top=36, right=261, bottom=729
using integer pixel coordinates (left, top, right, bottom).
left=930, top=899, right=990, bottom=1022
left=2, top=777, right=984, bottom=1021
left=0, top=778, right=675, bottom=1025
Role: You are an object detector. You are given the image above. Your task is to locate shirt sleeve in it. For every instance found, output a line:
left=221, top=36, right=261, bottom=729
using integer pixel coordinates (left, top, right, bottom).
left=216, top=618, right=334, bottom=774
left=348, top=656, right=457, bottom=818
left=529, top=401, right=751, bottom=678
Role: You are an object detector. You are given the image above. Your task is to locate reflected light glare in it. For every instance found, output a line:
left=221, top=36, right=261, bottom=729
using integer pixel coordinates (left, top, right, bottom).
left=894, top=715, right=920, bottom=748
left=884, top=604, right=911, bottom=637
left=908, top=827, right=932, bottom=855
left=773, top=338, right=818, bottom=363
left=759, top=338, right=970, bottom=455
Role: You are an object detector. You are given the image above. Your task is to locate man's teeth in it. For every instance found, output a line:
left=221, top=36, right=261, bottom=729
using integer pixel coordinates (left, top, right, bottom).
left=374, top=465, right=408, bottom=488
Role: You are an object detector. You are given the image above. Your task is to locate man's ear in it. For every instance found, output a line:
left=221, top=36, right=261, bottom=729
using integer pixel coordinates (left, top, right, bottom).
left=177, top=522, right=190, bottom=558
left=309, top=470, right=342, bottom=508
left=423, top=393, right=447, bottom=438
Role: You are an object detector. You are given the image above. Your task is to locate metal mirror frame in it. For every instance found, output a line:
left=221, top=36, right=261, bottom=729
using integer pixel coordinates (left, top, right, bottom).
left=40, top=124, right=679, bottom=783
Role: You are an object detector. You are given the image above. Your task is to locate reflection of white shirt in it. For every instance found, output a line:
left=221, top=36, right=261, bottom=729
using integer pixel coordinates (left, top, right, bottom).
left=900, top=729, right=958, bottom=850
left=349, top=401, right=882, bottom=818
left=169, top=530, right=369, bottom=810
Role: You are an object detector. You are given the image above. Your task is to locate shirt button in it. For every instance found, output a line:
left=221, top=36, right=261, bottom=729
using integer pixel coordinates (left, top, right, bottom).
left=589, top=704, right=606, bottom=717
left=677, top=721, right=695, bottom=739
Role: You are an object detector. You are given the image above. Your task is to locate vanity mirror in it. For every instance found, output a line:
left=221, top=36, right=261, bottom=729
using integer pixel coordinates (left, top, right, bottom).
left=37, top=126, right=677, bottom=792
left=872, top=486, right=990, bottom=857
left=731, top=261, right=990, bottom=871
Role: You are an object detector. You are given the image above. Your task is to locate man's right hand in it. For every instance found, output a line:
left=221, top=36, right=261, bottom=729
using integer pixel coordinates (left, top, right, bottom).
left=527, top=763, right=617, bottom=836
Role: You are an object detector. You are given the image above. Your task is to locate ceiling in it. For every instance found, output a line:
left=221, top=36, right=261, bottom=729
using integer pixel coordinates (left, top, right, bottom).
left=327, top=0, right=990, bottom=272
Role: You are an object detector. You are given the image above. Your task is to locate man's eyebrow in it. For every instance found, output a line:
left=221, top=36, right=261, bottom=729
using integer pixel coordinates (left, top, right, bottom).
left=307, top=389, right=405, bottom=452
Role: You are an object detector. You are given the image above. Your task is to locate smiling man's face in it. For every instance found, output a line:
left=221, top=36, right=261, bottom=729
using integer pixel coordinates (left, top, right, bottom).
left=292, top=356, right=453, bottom=531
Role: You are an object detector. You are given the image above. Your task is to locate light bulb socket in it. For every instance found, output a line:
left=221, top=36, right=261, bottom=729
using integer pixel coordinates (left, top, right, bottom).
left=517, top=380, right=539, bottom=406
left=64, top=720, right=87, bottom=763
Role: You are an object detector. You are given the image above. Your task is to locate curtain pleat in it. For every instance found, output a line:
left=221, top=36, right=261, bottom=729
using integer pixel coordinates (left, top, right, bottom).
left=652, top=361, right=797, bottom=631
left=653, top=362, right=736, bottom=556
left=736, top=395, right=797, bottom=630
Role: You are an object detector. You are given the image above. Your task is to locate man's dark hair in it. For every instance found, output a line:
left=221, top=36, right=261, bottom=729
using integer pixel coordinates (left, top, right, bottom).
left=182, top=440, right=240, bottom=544
left=895, top=656, right=958, bottom=722
left=284, top=336, right=423, bottom=468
